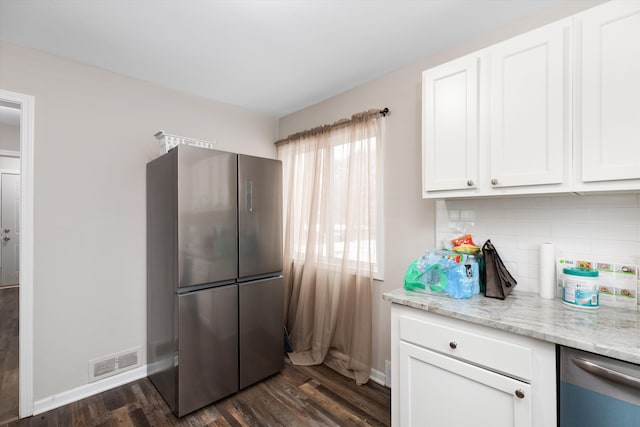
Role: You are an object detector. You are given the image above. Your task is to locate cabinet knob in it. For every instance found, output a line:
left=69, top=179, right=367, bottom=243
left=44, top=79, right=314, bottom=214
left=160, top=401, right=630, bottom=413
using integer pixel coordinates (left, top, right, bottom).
left=491, top=178, right=498, bottom=185
left=449, top=341, right=457, bottom=350
left=466, top=180, right=474, bottom=187
left=515, top=389, right=525, bottom=399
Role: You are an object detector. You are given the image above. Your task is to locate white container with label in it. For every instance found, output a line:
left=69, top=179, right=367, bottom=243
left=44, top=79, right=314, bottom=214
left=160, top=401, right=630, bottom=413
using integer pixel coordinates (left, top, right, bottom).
left=562, top=267, right=599, bottom=309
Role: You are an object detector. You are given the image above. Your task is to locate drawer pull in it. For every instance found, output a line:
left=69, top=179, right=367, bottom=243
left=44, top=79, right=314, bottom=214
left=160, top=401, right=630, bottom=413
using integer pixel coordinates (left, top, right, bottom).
left=449, top=341, right=457, bottom=350
left=515, top=389, right=525, bottom=399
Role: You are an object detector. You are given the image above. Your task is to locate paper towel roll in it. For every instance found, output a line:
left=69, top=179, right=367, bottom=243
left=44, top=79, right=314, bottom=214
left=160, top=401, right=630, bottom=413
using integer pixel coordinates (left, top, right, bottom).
left=539, top=242, right=556, bottom=299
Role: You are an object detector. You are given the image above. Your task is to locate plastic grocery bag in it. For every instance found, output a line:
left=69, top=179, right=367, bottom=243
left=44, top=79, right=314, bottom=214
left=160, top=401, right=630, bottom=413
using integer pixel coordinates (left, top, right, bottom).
left=404, top=257, right=448, bottom=293
left=404, top=250, right=479, bottom=299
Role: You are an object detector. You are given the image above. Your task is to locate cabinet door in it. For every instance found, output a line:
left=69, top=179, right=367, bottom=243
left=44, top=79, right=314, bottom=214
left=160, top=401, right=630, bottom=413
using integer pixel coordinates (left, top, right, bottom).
left=399, top=341, right=531, bottom=427
left=422, top=54, right=479, bottom=194
left=579, top=1, right=640, bottom=184
left=489, top=19, right=571, bottom=189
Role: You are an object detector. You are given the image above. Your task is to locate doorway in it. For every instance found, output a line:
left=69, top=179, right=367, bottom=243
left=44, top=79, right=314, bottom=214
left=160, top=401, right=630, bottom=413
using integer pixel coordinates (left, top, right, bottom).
left=0, top=90, right=34, bottom=420
left=0, top=102, right=21, bottom=423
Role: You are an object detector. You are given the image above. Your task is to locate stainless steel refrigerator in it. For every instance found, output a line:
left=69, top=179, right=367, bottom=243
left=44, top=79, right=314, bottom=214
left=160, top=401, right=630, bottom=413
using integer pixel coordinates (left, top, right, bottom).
left=147, top=145, right=283, bottom=417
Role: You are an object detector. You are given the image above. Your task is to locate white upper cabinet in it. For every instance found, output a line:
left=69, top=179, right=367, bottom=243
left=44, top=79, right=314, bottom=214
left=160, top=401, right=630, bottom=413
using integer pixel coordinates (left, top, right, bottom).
left=422, top=0, right=640, bottom=199
left=422, top=18, right=572, bottom=198
left=575, top=0, right=640, bottom=191
left=422, top=55, right=479, bottom=194
left=488, top=20, right=571, bottom=190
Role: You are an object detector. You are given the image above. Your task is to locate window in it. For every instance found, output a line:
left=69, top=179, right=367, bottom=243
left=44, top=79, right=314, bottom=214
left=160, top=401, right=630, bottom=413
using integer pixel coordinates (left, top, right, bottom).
left=278, top=113, right=384, bottom=280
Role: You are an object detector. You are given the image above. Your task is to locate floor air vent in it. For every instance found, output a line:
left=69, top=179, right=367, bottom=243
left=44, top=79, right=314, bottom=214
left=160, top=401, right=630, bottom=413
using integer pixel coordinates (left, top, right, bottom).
left=89, top=346, right=142, bottom=382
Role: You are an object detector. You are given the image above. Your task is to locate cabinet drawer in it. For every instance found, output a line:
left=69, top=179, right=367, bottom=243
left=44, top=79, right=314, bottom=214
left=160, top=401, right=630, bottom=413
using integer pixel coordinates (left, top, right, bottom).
left=399, top=315, right=532, bottom=381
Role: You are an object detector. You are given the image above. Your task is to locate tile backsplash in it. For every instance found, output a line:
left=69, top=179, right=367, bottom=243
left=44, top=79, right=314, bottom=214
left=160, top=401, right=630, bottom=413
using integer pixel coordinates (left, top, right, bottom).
left=435, top=194, right=640, bottom=294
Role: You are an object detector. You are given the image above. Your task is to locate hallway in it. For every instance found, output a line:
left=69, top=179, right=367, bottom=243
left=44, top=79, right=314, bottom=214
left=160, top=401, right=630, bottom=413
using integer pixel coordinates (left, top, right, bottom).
left=0, top=286, right=19, bottom=423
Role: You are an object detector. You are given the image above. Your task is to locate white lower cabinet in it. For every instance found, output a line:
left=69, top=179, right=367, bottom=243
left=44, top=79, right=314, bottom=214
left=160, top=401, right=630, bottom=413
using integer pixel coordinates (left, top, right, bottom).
left=400, top=342, right=531, bottom=426
left=391, top=304, right=556, bottom=427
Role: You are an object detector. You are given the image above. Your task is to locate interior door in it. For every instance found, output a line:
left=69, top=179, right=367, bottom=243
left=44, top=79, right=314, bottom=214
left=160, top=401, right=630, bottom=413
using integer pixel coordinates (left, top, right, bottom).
left=1, top=172, right=20, bottom=286
left=238, top=155, right=283, bottom=279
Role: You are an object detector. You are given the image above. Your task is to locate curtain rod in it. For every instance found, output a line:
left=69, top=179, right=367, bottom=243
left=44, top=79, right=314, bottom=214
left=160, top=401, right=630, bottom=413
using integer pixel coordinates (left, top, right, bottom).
left=275, top=107, right=389, bottom=146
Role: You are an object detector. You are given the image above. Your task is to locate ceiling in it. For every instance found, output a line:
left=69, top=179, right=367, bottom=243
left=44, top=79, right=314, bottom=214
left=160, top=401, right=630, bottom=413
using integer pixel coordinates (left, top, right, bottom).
left=0, top=0, right=566, bottom=118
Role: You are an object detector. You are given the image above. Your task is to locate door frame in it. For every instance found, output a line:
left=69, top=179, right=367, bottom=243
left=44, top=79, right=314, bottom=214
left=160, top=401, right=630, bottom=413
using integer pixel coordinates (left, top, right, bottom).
left=0, top=89, right=34, bottom=418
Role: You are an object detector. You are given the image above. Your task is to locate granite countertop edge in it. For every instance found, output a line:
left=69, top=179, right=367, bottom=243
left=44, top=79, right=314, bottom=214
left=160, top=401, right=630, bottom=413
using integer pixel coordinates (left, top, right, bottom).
left=384, top=288, right=640, bottom=365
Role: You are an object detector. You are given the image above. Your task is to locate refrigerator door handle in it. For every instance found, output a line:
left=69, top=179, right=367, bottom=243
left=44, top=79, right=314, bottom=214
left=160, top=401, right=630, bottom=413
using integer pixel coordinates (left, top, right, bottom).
left=246, top=180, right=253, bottom=213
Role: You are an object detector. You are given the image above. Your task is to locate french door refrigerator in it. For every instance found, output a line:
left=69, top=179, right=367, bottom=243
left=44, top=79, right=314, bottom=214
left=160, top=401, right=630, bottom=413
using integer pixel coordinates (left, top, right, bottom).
left=147, top=145, right=283, bottom=417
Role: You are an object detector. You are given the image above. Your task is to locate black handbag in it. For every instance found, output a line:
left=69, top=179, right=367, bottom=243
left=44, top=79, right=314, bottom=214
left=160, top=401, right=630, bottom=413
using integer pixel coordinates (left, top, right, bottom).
left=480, top=240, right=517, bottom=299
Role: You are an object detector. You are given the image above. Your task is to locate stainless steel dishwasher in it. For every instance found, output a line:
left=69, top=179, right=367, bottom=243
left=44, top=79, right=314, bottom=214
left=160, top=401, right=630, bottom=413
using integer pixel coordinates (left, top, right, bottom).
left=560, top=346, right=640, bottom=427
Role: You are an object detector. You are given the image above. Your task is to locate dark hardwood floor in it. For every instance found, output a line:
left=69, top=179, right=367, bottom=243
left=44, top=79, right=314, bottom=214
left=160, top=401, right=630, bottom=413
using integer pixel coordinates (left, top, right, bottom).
left=0, top=283, right=389, bottom=426
left=0, top=287, right=19, bottom=425
left=2, top=354, right=390, bottom=426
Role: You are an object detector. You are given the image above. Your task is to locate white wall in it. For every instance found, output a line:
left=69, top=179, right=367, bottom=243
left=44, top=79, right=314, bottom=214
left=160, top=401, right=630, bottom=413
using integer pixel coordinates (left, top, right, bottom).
left=278, top=0, right=605, bottom=376
left=0, top=122, right=21, bottom=171
left=0, top=156, right=20, bottom=171
left=0, top=41, right=279, bottom=400
left=0, top=122, right=20, bottom=151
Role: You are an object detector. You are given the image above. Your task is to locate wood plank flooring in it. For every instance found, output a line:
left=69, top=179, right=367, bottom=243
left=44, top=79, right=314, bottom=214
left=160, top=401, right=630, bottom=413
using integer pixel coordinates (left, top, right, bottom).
left=0, top=287, right=19, bottom=424
left=2, top=356, right=390, bottom=427
left=0, top=283, right=389, bottom=426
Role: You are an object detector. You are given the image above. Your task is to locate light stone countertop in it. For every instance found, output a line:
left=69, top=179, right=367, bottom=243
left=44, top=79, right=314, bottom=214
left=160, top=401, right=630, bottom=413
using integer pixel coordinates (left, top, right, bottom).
left=383, top=288, right=640, bottom=365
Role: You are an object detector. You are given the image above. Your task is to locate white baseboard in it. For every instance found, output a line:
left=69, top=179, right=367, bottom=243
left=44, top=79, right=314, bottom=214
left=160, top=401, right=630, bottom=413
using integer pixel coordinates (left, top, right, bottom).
left=369, top=367, right=389, bottom=387
left=33, top=363, right=383, bottom=415
left=33, top=365, right=148, bottom=415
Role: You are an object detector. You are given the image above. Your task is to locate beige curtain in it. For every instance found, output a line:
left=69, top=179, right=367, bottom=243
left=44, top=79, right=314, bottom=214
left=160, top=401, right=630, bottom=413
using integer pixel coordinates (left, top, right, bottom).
left=276, top=110, right=381, bottom=385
